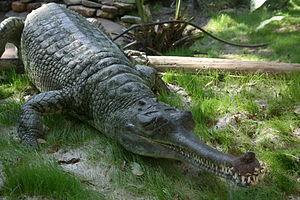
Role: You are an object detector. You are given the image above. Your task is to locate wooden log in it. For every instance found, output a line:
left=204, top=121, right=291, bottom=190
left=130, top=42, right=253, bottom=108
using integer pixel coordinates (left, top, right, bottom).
left=1, top=56, right=300, bottom=74
left=146, top=56, right=300, bottom=73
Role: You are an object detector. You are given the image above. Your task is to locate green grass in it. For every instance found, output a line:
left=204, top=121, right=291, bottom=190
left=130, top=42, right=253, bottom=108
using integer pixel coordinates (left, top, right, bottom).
left=181, top=4, right=300, bottom=63
left=0, top=69, right=31, bottom=100
left=0, top=134, right=103, bottom=199
left=3, top=161, right=102, bottom=199
left=159, top=71, right=300, bottom=199
left=86, top=70, right=299, bottom=199
left=0, top=71, right=299, bottom=200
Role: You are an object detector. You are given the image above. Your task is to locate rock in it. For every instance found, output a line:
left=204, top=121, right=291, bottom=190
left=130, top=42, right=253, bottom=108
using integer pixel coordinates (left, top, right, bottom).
left=294, top=105, right=300, bottom=115
left=95, top=18, right=127, bottom=46
left=168, top=83, right=191, bottom=107
left=255, top=99, right=268, bottom=110
left=0, top=1, right=12, bottom=12
left=115, top=0, right=135, bottom=4
left=37, top=138, right=47, bottom=144
left=121, top=15, right=141, bottom=24
left=214, top=113, right=248, bottom=130
left=20, top=0, right=34, bottom=3
left=26, top=2, right=42, bottom=12
left=292, top=128, right=300, bottom=139
left=82, top=0, right=102, bottom=8
left=96, top=9, right=115, bottom=19
left=40, top=0, right=60, bottom=2
left=11, top=1, right=27, bottom=13
left=130, top=162, right=143, bottom=176
left=113, top=2, right=135, bottom=12
left=101, top=0, right=114, bottom=6
left=101, top=5, right=118, bottom=14
left=63, top=0, right=82, bottom=5
left=68, top=5, right=96, bottom=17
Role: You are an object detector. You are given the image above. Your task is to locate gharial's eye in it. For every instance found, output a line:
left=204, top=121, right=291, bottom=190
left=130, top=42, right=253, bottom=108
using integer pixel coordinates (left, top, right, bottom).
left=137, top=113, right=170, bottom=133
left=180, top=111, right=195, bottom=130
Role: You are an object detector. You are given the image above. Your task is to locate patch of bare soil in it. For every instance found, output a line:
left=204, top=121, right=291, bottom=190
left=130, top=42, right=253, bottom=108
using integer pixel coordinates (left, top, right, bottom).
left=167, top=83, right=191, bottom=108
left=50, top=143, right=154, bottom=200
left=214, top=112, right=248, bottom=130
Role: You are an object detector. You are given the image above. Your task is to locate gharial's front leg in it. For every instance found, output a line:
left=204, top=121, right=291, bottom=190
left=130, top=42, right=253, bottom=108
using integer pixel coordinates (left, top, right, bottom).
left=18, top=89, right=73, bottom=148
left=134, top=64, right=170, bottom=95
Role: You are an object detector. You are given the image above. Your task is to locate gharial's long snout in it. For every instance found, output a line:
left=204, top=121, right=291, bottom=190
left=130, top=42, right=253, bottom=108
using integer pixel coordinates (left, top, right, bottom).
left=164, top=130, right=266, bottom=186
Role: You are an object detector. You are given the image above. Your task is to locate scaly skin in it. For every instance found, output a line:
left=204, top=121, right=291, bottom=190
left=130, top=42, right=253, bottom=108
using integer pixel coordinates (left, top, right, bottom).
left=0, top=3, right=265, bottom=186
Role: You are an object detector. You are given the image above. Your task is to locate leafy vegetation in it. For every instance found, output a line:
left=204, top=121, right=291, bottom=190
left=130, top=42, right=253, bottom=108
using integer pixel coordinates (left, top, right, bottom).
left=189, top=2, right=300, bottom=63
left=3, top=160, right=102, bottom=200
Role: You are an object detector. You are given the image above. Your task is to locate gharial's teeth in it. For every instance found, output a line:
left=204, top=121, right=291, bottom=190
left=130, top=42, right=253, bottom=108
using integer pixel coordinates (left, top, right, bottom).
left=234, top=173, right=238, bottom=180
left=225, top=168, right=229, bottom=174
left=247, top=176, right=251, bottom=183
left=252, top=175, right=257, bottom=183
left=241, top=176, right=246, bottom=183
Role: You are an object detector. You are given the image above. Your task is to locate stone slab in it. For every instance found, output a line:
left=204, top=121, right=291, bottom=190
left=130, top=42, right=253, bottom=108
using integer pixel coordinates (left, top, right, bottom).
left=82, top=0, right=102, bottom=8
left=68, top=5, right=96, bottom=17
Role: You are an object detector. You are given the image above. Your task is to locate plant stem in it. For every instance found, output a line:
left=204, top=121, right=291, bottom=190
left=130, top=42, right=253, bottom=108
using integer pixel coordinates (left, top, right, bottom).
left=175, top=0, right=182, bottom=20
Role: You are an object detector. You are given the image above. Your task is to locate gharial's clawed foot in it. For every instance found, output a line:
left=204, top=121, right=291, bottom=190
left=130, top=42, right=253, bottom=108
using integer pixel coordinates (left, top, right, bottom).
left=19, top=133, right=39, bottom=149
left=124, top=50, right=149, bottom=65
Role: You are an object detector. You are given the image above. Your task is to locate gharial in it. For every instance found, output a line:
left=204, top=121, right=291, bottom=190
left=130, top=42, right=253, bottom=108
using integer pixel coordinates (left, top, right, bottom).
left=0, top=3, right=266, bottom=186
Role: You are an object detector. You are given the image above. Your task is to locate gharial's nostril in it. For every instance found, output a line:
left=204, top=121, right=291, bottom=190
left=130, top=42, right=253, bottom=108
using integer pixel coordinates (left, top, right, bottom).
left=243, top=152, right=256, bottom=163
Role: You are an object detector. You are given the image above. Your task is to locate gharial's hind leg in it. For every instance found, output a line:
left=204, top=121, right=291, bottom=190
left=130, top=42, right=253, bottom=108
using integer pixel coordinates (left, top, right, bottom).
left=0, top=17, right=24, bottom=57
left=18, top=89, right=74, bottom=148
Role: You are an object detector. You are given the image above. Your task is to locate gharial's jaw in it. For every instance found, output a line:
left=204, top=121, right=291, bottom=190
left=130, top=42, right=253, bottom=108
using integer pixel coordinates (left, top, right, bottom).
left=119, top=129, right=266, bottom=187
left=160, top=142, right=267, bottom=186
left=166, top=132, right=267, bottom=186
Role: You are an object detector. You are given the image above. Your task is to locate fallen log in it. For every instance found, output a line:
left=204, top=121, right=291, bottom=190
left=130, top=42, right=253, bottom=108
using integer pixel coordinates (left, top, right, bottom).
left=1, top=57, right=300, bottom=74
left=146, top=56, right=300, bottom=73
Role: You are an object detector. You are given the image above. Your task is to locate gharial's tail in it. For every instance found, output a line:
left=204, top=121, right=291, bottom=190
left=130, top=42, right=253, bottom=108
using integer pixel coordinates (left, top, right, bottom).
left=0, top=17, right=24, bottom=57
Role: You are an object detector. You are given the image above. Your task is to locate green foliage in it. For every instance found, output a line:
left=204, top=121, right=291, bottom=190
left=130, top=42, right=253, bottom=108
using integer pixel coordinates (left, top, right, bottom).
left=3, top=160, right=103, bottom=199
left=164, top=47, right=194, bottom=57
left=44, top=115, right=98, bottom=148
left=0, top=100, right=22, bottom=126
left=175, top=0, right=182, bottom=20
left=135, top=0, right=149, bottom=22
left=192, top=9, right=300, bottom=63
left=0, top=70, right=31, bottom=100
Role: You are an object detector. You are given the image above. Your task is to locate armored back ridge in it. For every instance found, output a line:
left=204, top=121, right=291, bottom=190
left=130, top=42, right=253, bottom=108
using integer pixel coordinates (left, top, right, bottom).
left=21, top=3, right=154, bottom=133
left=0, top=3, right=266, bottom=186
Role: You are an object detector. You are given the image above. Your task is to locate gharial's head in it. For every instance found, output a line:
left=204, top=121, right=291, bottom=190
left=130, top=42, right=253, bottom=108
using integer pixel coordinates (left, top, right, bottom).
left=114, top=98, right=266, bottom=186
